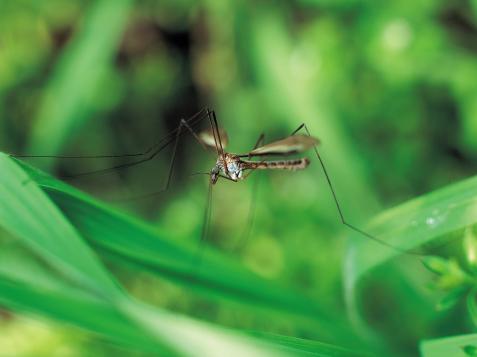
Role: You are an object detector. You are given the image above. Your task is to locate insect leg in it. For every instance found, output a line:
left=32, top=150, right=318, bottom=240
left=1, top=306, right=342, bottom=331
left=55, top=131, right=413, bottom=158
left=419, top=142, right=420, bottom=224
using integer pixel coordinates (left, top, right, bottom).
left=235, top=133, right=266, bottom=250
left=201, top=179, right=214, bottom=242
left=57, top=109, right=212, bottom=180
left=107, top=108, right=225, bottom=204
left=207, top=109, right=231, bottom=179
left=241, top=133, right=266, bottom=180
left=235, top=174, right=261, bottom=251
left=110, top=114, right=216, bottom=201
left=189, top=177, right=214, bottom=282
left=251, top=133, right=265, bottom=156
left=290, top=123, right=419, bottom=256
left=164, top=118, right=212, bottom=190
left=12, top=108, right=209, bottom=160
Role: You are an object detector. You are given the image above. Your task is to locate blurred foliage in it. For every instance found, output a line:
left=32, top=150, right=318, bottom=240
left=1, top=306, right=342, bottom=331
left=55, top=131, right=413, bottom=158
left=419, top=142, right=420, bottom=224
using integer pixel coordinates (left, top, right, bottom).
left=2, top=0, right=477, bottom=355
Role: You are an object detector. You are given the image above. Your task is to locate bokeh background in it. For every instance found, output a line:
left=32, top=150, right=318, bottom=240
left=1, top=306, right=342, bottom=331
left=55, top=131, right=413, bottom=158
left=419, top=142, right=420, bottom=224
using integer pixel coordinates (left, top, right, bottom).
left=2, top=0, right=477, bottom=355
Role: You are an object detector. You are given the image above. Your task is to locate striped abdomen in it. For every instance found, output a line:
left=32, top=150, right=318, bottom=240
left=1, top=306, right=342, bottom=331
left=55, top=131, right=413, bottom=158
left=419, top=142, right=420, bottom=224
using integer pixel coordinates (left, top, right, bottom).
left=242, top=158, right=310, bottom=171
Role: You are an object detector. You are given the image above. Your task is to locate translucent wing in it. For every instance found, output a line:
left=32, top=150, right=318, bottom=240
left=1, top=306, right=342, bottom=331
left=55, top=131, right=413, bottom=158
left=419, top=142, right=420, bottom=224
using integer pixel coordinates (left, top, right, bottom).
left=199, top=128, right=229, bottom=150
left=246, top=135, right=319, bottom=156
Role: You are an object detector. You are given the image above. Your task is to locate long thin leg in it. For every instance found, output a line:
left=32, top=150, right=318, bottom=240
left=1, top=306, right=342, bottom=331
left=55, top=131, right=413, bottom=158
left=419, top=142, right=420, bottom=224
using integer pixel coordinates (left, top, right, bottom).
left=236, top=133, right=265, bottom=250
left=189, top=172, right=237, bottom=183
left=205, top=108, right=221, bottom=156
left=212, top=110, right=226, bottom=156
left=207, top=109, right=232, bottom=180
left=251, top=134, right=265, bottom=156
left=201, top=179, right=214, bottom=243
left=109, top=116, right=214, bottom=201
left=236, top=173, right=260, bottom=251
left=61, top=110, right=213, bottom=180
left=165, top=118, right=210, bottom=190
left=22, top=120, right=207, bottom=187
left=11, top=108, right=209, bottom=160
left=190, top=178, right=214, bottom=281
left=291, top=123, right=420, bottom=256
left=241, top=133, right=266, bottom=180
left=107, top=108, right=224, bottom=205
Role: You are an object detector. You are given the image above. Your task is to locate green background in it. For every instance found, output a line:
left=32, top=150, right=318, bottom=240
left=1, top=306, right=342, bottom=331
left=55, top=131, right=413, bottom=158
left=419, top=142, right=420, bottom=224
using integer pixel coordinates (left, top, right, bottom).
left=1, top=0, right=477, bottom=356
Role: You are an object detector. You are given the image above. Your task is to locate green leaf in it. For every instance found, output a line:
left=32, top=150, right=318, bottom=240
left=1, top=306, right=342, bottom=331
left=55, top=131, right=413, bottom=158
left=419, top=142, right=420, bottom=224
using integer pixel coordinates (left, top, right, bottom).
left=0, top=153, right=343, bottom=356
left=422, top=256, right=451, bottom=275
left=436, top=286, right=468, bottom=311
left=422, top=257, right=469, bottom=291
left=119, top=302, right=290, bottom=357
left=345, top=173, right=477, bottom=310
left=0, top=244, right=169, bottom=354
left=464, top=227, right=477, bottom=273
left=467, top=289, right=477, bottom=327
left=463, top=345, right=477, bottom=357
left=13, top=155, right=357, bottom=344
left=247, top=332, right=373, bottom=357
left=0, top=153, right=119, bottom=297
left=351, top=173, right=477, bottom=277
left=420, top=333, right=477, bottom=357
left=0, top=243, right=293, bottom=356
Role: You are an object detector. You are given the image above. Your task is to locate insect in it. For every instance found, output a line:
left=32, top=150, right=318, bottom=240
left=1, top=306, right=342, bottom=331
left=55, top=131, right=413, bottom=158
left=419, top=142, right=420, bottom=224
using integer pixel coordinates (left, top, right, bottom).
left=11, top=107, right=413, bottom=254
left=198, top=121, right=318, bottom=184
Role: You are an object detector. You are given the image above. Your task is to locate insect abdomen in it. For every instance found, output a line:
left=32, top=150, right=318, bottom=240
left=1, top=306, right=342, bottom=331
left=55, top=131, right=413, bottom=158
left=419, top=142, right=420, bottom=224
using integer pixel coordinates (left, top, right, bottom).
left=244, top=158, right=310, bottom=170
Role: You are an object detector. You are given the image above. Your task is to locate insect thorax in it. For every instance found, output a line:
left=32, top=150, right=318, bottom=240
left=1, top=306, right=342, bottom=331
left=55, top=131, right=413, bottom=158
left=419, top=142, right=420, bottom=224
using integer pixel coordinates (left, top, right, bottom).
left=213, top=154, right=243, bottom=181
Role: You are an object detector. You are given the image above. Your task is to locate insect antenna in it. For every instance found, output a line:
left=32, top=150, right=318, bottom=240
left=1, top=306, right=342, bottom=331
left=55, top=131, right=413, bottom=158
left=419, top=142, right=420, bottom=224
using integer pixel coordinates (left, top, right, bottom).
left=291, top=123, right=424, bottom=257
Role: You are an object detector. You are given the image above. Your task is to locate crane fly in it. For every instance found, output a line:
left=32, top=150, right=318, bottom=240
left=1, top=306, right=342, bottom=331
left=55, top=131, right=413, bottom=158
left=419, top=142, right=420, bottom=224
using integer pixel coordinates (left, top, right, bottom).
left=199, top=127, right=318, bottom=184
left=11, top=107, right=417, bottom=256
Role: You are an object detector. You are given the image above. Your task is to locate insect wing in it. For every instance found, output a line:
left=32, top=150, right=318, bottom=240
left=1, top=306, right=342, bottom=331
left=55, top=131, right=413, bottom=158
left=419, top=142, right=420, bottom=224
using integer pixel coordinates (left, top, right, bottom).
left=248, top=135, right=319, bottom=156
left=199, top=128, right=229, bottom=150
